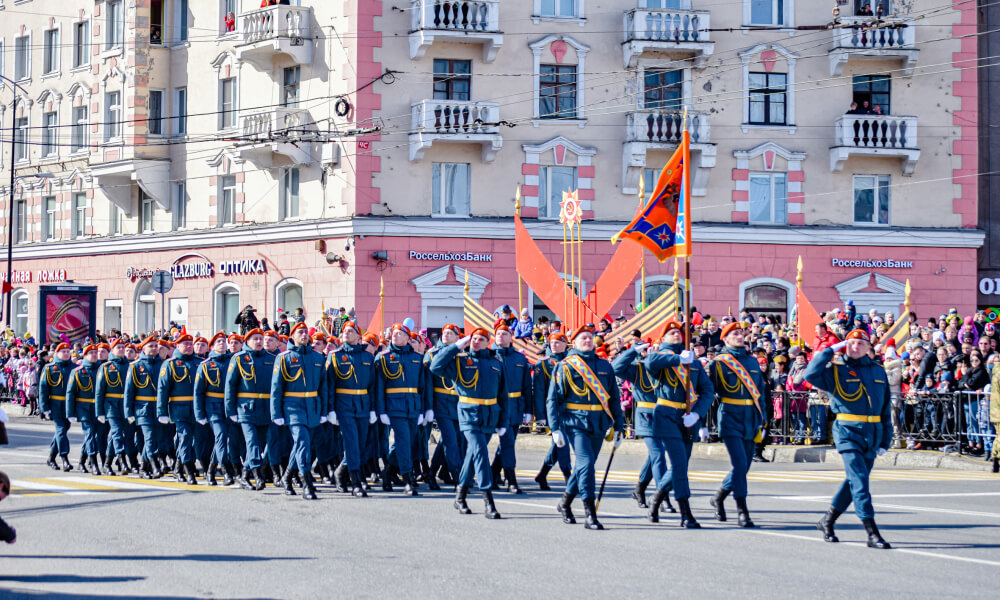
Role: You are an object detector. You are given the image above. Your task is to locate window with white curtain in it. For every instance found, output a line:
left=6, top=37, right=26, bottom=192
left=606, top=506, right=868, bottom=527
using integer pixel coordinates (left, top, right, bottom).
left=431, top=163, right=471, bottom=217
left=749, top=172, right=787, bottom=225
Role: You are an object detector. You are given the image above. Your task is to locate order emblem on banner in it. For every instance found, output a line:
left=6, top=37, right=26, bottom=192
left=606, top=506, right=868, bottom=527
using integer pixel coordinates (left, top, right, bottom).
left=560, top=190, right=582, bottom=225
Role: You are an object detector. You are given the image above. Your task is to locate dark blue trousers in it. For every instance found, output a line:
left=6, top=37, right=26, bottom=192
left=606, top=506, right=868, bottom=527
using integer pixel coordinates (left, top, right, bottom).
left=832, top=450, right=877, bottom=519
left=138, top=422, right=162, bottom=462
left=459, top=430, right=493, bottom=491
left=290, top=423, right=315, bottom=474
left=210, top=419, right=230, bottom=464
left=49, top=415, right=71, bottom=457
left=542, top=441, right=572, bottom=474
left=431, top=417, right=464, bottom=477
left=567, top=428, right=606, bottom=500
left=496, top=425, right=519, bottom=468
left=175, top=421, right=196, bottom=464
left=241, top=423, right=271, bottom=469
left=643, top=436, right=692, bottom=498
left=721, top=437, right=755, bottom=499
left=387, top=417, right=416, bottom=475
left=340, top=415, right=369, bottom=471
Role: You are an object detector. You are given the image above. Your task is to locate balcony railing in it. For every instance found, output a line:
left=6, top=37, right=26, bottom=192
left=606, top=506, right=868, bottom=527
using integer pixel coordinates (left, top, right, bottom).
left=409, top=0, right=503, bottom=61
left=237, top=5, right=312, bottom=65
left=626, top=110, right=710, bottom=145
left=409, top=99, right=503, bottom=161
left=622, top=8, right=713, bottom=67
left=829, top=16, right=918, bottom=76
left=831, top=114, right=919, bottom=174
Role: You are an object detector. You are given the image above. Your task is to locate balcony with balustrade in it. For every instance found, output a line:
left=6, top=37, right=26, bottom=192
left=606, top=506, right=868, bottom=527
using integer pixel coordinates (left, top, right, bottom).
left=829, top=17, right=918, bottom=76
left=236, top=4, right=313, bottom=66
left=622, top=110, right=715, bottom=195
left=622, top=8, right=713, bottom=68
left=829, top=114, right=919, bottom=175
left=234, top=107, right=313, bottom=167
left=409, top=99, right=503, bottom=162
left=409, top=0, right=503, bottom=63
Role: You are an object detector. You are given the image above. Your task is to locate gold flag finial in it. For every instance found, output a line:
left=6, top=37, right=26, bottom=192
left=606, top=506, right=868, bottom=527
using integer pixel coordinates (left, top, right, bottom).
left=515, top=185, right=521, bottom=216
left=464, top=268, right=469, bottom=294
left=904, top=279, right=911, bottom=309
left=638, top=172, right=645, bottom=202
left=673, top=258, right=679, bottom=285
left=682, top=106, right=689, bottom=132
left=796, top=255, right=803, bottom=287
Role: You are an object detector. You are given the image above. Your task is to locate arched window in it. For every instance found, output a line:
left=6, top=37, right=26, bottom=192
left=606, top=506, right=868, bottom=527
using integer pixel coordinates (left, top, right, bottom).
left=274, top=278, right=303, bottom=321
left=740, top=280, right=792, bottom=324
left=214, top=282, right=240, bottom=333
left=11, top=289, right=30, bottom=337
left=134, top=279, right=155, bottom=334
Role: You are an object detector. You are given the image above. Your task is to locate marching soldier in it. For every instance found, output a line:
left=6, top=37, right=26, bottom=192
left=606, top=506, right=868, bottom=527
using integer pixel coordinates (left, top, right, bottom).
left=264, top=330, right=281, bottom=356
left=805, top=329, right=893, bottom=549
left=612, top=337, right=663, bottom=510
left=94, top=343, right=112, bottom=473
left=156, top=334, right=202, bottom=485
left=548, top=326, right=625, bottom=530
left=375, top=323, right=427, bottom=496
left=66, top=345, right=102, bottom=475
left=39, top=343, right=75, bottom=472
left=409, top=332, right=438, bottom=490
left=641, top=322, right=715, bottom=527
left=271, top=321, right=329, bottom=500
left=708, top=322, right=766, bottom=528
left=226, top=329, right=277, bottom=491
left=429, top=327, right=508, bottom=519
left=329, top=321, right=375, bottom=496
left=124, top=337, right=165, bottom=479
left=194, top=332, right=235, bottom=486
left=96, top=338, right=135, bottom=475
left=491, top=324, right=532, bottom=494
left=425, top=324, right=466, bottom=487
left=532, top=332, right=572, bottom=490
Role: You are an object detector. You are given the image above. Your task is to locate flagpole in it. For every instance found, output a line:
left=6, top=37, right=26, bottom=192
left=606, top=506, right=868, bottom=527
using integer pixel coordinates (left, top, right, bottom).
left=796, top=255, right=803, bottom=345
left=576, top=218, right=583, bottom=327
left=379, top=276, right=385, bottom=335
left=515, top=186, right=523, bottom=316
left=638, top=176, right=646, bottom=311
left=672, top=258, right=679, bottom=317
left=562, top=214, right=569, bottom=328
left=682, top=108, right=693, bottom=350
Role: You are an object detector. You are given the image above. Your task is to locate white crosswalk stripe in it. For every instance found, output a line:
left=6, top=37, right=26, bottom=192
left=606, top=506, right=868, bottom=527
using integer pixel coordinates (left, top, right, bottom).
left=516, top=468, right=996, bottom=484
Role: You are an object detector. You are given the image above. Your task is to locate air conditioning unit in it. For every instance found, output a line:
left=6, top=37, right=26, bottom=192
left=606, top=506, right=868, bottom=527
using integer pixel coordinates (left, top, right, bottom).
left=321, top=142, right=341, bottom=168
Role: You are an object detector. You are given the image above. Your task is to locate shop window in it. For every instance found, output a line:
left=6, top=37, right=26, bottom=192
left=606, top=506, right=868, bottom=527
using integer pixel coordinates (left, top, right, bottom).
left=214, top=283, right=241, bottom=333
left=432, top=163, right=470, bottom=217
left=635, top=275, right=686, bottom=311
left=276, top=279, right=304, bottom=318
left=742, top=282, right=789, bottom=323
left=433, top=59, right=471, bottom=101
left=538, top=166, right=577, bottom=219
left=13, top=290, right=29, bottom=337
left=853, top=174, right=890, bottom=226
left=852, top=74, right=890, bottom=115
left=749, top=172, right=787, bottom=225
left=531, top=275, right=584, bottom=323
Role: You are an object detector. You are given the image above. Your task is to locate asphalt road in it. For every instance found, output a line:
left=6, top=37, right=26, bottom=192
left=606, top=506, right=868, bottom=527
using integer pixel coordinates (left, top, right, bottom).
left=0, top=419, right=997, bottom=600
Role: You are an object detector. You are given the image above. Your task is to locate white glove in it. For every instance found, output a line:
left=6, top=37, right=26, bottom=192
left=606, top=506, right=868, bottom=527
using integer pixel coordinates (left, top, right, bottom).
left=877, top=448, right=888, bottom=457
left=369, top=411, right=377, bottom=424
left=320, top=416, right=328, bottom=424
left=328, top=411, right=338, bottom=426
left=97, top=415, right=107, bottom=424
left=683, top=412, right=700, bottom=428
left=44, top=411, right=52, bottom=419
left=417, top=414, right=425, bottom=426
left=197, top=419, right=207, bottom=426
left=832, top=340, right=848, bottom=353
left=633, top=343, right=650, bottom=353
left=552, top=430, right=566, bottom=447
left=229, top=415, right=238, bottom=422
left=425, top=409, right=434, bottom=423
left=273, top=417, right=286, bottom=426
left=613, top=430, right=625, bottom=449
left=158, top=416, right=169, bottom=424
left=457, top=335, right=472, bottom=349
left=380, top=414, right=390, bottom=425
left=496, top=427, right=507, bottom=437
left=522, top=413, right=533, bottom=425
left=679, top=350, right=695, bottom=365
left=68, top=416, right=78, bottom=423
left=698, top=426, right=710, bottom=443
left=127, top=416, right=135, bottom=424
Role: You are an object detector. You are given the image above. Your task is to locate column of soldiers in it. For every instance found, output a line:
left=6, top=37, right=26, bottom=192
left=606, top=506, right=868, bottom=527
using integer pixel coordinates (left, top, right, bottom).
left=35, top=320, right=895, bottom=546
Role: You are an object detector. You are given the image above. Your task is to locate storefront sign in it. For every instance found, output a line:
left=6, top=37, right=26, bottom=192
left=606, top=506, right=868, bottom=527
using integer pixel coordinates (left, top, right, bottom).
left=1, top=271, right=33, bottom=284
left=37, top=269, right=68, bottom=283
left=409, top=251, right=493, bottom=262
left=125, top=267, right=154, bottom=282
left=831, top=258, right=913, bottom=269
left=978, top=277, right=1000, bottom=296
left=171, top=253, right=215, bottom=280
left=219, top=259, right=267, bottom=275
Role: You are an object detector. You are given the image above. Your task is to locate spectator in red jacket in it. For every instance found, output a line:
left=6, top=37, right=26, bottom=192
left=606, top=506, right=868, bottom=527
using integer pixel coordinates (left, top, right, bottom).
left=812, top=323, right=840, bottom=353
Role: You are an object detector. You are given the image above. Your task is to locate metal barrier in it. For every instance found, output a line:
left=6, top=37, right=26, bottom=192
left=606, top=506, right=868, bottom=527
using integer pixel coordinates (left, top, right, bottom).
left=897, top=392, right=962, bottom=449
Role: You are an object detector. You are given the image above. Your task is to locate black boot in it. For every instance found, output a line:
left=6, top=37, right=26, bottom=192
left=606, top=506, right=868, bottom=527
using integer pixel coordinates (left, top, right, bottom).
left=222, top=463, right=235, bottom=486
left=490, top=455, right=503, bottom=490
left=735, top=497, right=755, bottom=528
left=403, top=472, right=419, bottom=496
left=648, top=488, right=668, bottom=523
left=252, top=467, right=267, bottom=491
left=504, top=467, right=522, bottom=494
left=454, top=486, right=472, bottom=514
left=710, top=487, right=730, bottom=522
left=78, top=451, right=88, bottom=474
left=557, top=492, right=577, bottom=524
left=381, top=465, right=395, bottom=492
left=662, top=494, right=677, bottom=514
left=817, top=507, right=842, bottom=543
left=102, top=453, right=112, bottom=473
left=238, top=468, right=255, bottom=490
left=128, top=454, right=141, bottom=474
left=334, top=463, right=350, bottom=493
left=47, top=449, right=59, bottom=471
left=424, top=461, right=440, bottom=490
left=678, top=498, right=701, bottom=529
left=272, top=464, right=284, bottom=486
left=483, top=489, right=501, bottom=519
left=321, top=463, right=335, bottom=485
left=89, top=455, right=103, bottom=476
left=173, top=462, right=186, bottom=482
left=583, top=498, right=604, bottom=530
left=350, top=470, right=367, bottom=497
left=139, top=459, right=153, bottom=479
left=184, top=462, right=198, bottom=485
left=302, top=471, right=318, bottom=500
left=631, top=480, right=649, bottom=509
left=534, top=464, right=552, bottom=491
left=863, top=518, right=891, bottom=549
left=283, top=468, right=297, bottom=496
left=150, top=456, right=163, bottom=479
left=206, top=462, right=218, bottom=486
left=993, top=457, right=999, bottom=473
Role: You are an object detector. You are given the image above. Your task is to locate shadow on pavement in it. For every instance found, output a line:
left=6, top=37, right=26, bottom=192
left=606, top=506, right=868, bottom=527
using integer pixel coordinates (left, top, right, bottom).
left=0, top=590, right=271, bottom=600
left=1, top=554, right=312, bottom=562
left=4, top=493, right=184, bottom=516
left=0, top=575, right=145, bottom=583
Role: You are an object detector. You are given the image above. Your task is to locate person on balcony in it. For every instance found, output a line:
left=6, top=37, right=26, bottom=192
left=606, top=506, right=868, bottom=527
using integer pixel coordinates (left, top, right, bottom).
left=224, top=12, right=236, bottom=32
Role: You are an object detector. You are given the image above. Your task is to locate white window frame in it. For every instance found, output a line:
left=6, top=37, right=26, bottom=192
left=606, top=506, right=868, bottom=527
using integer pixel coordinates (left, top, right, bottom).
left=219, top=0, right=239, bottom=36
left=219, top=77, right=237, bottom=130
left=173, top=182, right=187, bottom=230
left=14, top=115, right=30, bottom=162
left=744, top=0, right=794, bottom=27
left=748, top=171, right=788, bottom=225
left=537, top=165, right=578, bottom=221
left=213, top=281, right=241, bottom=333
left=282, top=66, right=300, bottom=108
left=634, top=274, right=687, bottom=310
left=852, top=174, right=891, bottom=227
left=173, top=0, right=190, bottom=45
left=12, top=289, right=30, bottom=337
left=148, top=89, right=164, bottom=136
left=739, top=43, right=797, bottom=134
left=14, top=200, right=28, bottom=243
left=431, top=162, right=471, bottom=218
left=532, top=0, right=586, bottom=25
left=106, top=0, right=124, bottom=50
left=219, top=175, right=236, bottom=226
left=279, top=167, right=300, bottom=221
left=140, top=192, right=156, bottom=233
left=14, top=33, right=31, bottom=81
left=109, top=201, right=123, bottom=235
left=41, top=111, right=58, bottom=158
left=173, top=87, right=187, bottom=136
left=104, top=90, right=122, bottom=142
left=42, top=195, right=57, bottom=241
left=72, top=192, right=87, bottom=239
left=72, top=18, right=91, bottom=69
left=42, top=24, right=61, bottom=76
left=275, top=278, right=305, bottom=321
left=71, top=105, right=88, bottom=153
left=529, top=35, right=590, bottom=127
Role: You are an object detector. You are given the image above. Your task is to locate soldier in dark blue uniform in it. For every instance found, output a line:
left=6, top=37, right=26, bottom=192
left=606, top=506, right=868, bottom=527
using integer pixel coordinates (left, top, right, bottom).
left=124, top=337, right=165, bottom=479
left=375, top=324, right=427, bottom=496
left=613, top=336, right=664, bottom=510
left=329, top=321, right=375, bottom=496
left=491, top=324, right=532, bottom=494
left=641, top=322, right=715, bottom=527
left=548, top=326, right=625, bottom=530
left=426, top=323, right=466, bottom=487
left=96, top=338, right=135, bottom=475
left=194, top=332, right=234, bottom=486
left=708, top=322, right=766, bottom=528
left=430, top=327, right=508, bottom=519
left=94, top=343, right=113, bottom=473
left=271, top=321, right=329, bottom=500
left=66, top=344, right=102, bottom=475
left=532, top=333, right=571, bottom=490
left=39, top=343, right=75, bottom=472
left=805, top=328, right=893, bottom=549
left=156, top=334, right=202, bottom=485
left=226, top=330, right=276, bottom=491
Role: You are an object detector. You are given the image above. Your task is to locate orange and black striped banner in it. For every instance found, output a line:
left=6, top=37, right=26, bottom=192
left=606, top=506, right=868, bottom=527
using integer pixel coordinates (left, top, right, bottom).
left=883, top=311, right=912, bottom=346
left=602, top=285, right=679, bottom=347
left=463, top=293, right=544, bottom=364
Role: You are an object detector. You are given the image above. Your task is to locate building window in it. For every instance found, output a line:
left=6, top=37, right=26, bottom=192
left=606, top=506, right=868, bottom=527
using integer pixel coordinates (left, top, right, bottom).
left=173, top=183, right=187, bottom=230
left=221, top=0, right=238, bottom=35
left=748, top=72, right=786, bottom=126
left=853, top=175, right=890, bottom=226
left=276, top=280, right=304, bottom=319
left=539, top=65, right=577, bottom=119
left=105, top=91, right=122, bottom=141
left=540, top=0, right=577, bottom=17
left=433, top=59, right=471, bottom=101
left=42, top=112, right=58, bottom=157
left=72, top=192, right=87, bottom=239
left=148, top=89, right=164, bottom=135
left=431, top=163, right=471, bottom=217
left=14, top=200, right=27, bottom=244
left=174, top=87, right=187, bottom=136
left=12, top=291, right=29, bottom=337
left=749, top=0, right=785, bottom=25
left=175, top=0, right=189, bottom=43
left=109, top=202, right=123, bottom=235
left=644, top=69, right=683, bottom=110
left=852, top=74, right=890, bottom=115
left=43, top=196, right=57, bottom=241
left=14, top=117, right=29, bottom=162
left=219, top=78, right=236, bottom=129
left=220, top=175, right=236, bottom=225
left=150, top=0, right=164, bottom=45
left=854, top=0, right=889, bottom=16
left=73, top=21, right=90, bottom=68
left=43, top=28, right=60, bottom=74
left=280, top=168, right=300, bottom=220
left=14, top=35, right=30, bottom=80
left=140, top=193, right=156, bottom=233
left=71, top=106, right=88, bottom=153
left=743, top=283, right=789, bottom=322
left=107, top=0, right=124, bottom=50
left=749, top=172, right=787, bottom=225
left=538, top=166, right=577, bottom=219
left=214, top=283, right=241, bottom=333
left=282, top=67, right=300, bottom=108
